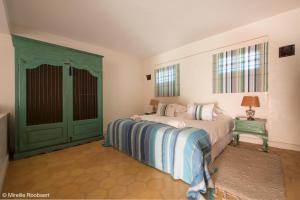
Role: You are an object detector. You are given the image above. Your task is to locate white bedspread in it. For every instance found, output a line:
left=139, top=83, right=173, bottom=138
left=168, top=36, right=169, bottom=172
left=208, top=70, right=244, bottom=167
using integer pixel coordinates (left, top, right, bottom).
left=140, top=114, right=233, bottom=146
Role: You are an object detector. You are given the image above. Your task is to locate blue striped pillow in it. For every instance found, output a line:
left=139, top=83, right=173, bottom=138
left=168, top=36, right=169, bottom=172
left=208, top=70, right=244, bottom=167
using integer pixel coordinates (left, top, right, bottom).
left=194, top=105, right=204, bottom=120
left=190, top=104, right=214, bottom=121
left=157, top=103, right=168, bottom=116
left=156, top=103, right=176, bottom=117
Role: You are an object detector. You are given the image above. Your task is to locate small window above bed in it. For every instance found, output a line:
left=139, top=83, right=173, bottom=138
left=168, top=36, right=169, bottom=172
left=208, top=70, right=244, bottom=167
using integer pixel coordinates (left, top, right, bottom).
left=154, top=64, right=180, bottom=97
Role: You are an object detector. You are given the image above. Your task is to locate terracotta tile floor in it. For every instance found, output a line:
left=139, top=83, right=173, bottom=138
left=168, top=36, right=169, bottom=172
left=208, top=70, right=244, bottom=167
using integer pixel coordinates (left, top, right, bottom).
left=2, top=141, right=300, bottom=199
left=2, top=141, right=188, bottom=199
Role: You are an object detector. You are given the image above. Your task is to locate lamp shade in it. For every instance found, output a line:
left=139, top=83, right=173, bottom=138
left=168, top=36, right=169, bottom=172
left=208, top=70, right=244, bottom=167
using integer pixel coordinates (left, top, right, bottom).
left=149, top=99, right=159, bottom=106
left=241, top=96, right=260, bottom=107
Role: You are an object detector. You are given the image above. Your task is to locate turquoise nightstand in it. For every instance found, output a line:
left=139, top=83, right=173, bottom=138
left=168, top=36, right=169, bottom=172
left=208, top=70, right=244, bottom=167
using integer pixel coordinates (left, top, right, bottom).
left=233, top=118, right=268, bottom=152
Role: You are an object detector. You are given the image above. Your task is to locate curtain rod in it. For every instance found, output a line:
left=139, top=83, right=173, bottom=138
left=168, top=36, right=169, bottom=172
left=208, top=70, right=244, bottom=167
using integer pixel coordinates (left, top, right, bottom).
left=155, top=35, right=268, bottom=67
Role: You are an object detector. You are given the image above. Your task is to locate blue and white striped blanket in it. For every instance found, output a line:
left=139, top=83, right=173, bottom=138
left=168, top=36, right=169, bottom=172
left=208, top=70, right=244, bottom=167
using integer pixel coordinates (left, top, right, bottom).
left=105, top=119, right=214, bottom=200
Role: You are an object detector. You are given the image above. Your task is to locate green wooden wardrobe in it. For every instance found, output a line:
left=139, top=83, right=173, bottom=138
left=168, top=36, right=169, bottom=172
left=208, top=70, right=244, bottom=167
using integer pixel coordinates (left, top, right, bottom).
left=13, top=35, right=103, bottom=159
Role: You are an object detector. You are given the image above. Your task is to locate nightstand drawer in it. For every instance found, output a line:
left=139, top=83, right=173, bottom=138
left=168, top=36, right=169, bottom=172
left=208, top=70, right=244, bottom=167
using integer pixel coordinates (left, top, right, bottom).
left=234, top=120, right=265, bottom=134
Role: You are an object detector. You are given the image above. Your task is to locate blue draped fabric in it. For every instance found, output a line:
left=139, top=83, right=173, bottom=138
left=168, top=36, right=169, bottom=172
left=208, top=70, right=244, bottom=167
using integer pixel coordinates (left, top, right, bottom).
left=105, top=119, right=214, bottom=199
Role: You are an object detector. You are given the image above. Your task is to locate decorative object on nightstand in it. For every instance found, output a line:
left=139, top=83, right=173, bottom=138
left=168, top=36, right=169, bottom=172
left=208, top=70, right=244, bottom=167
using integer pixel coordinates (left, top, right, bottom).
left=233, top=117, right=268, bottom=152
left=149, top=99, right=159, bottom=113
left=241, top=96, right=260, bottom=120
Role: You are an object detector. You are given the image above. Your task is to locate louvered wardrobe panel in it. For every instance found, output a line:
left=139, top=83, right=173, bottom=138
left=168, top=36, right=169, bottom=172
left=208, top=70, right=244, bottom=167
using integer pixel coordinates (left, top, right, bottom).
left=73, top=68, right=98, bottom=121
left=26, top=65, right=63, bottom=126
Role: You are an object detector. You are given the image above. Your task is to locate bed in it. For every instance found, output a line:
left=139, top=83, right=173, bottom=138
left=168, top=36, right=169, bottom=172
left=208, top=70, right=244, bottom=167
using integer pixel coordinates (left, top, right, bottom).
left=140, top=114, right=233, bottom=162
left=105, top=114, right=233, bottom=200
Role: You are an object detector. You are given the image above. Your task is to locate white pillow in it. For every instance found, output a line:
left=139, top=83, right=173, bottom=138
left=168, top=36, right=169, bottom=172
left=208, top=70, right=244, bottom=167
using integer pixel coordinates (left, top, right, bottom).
left=156, top=103, right=176, bottom=117
left=174, top=104, right=187, bottom=113
left=199, top=104, right=214, bottom=121
left=156, top=103, right=167, bottom=116
left=187, top=104, right=194, bottom=114
left=182, top=104, right=193, bottom=119
left=165, top=104, right=176, bottom=117
left=186, top=103, right=215, bottom=121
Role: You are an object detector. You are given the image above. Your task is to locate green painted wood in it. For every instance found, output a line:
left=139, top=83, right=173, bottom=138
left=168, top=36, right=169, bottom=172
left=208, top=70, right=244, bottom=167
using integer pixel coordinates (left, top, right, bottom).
left=73, top=121, right=99, bottom=140
left=18, top=64, right=69, bottom=152
left=234, top=119, right=265, bottom=134
left=14, top=136, right=102, bottom=159
left=13, top=35, right=103, bottom=159
left=232, top=118, right=268, bottom=152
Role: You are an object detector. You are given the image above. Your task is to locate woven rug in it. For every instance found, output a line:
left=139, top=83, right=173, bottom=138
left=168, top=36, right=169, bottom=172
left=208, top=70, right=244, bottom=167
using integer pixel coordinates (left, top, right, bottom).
left=211, top=146, right=285, bottom=200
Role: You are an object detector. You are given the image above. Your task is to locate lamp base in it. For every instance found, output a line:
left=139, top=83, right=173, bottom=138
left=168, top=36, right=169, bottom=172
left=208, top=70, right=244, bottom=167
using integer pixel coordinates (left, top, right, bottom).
left=247, top=116, right=255, bottom=120
left=152, top=106, right=157, bottom=113
left=246, top=108, right=255, bottom=120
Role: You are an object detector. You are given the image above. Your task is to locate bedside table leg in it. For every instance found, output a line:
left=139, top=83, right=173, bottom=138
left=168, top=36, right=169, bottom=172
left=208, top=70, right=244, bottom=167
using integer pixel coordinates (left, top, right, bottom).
left=233, top=134, right=239, bottom=146
left=262, top=137, right=268, bottom=152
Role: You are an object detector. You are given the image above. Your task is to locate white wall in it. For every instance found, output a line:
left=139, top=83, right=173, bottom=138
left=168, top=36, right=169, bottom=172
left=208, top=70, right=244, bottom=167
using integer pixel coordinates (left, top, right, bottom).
left=0, top=114, right=8, bottom=192
left=0, top=0, right=14, bottom=129
left=8, top=26, right=145, bottom=131
left=143, top=8, right=300, bottom=151
left=0, top=33, right=14, bottom=117
left=0, top=0, right=12, bottom=191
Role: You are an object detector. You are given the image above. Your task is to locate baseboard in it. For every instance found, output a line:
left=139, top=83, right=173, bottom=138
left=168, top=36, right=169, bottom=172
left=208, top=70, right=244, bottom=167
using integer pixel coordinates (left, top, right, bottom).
left=239, top=135, right=300, bottom=152
left=0, top=154, right=9, bottom=192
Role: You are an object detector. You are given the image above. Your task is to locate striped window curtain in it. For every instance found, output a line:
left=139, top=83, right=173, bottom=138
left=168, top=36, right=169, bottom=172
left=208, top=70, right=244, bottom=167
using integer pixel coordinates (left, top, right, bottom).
left=155, top=64, right=180, bottom=97
left=213, top=42, right=268, bottom=93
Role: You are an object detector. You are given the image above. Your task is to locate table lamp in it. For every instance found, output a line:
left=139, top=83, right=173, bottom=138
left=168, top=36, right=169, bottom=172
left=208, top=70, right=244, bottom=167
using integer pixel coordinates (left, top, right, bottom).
left=241, top=96, right=260, bottom=120
left=149, top=99, right=159, bottom=113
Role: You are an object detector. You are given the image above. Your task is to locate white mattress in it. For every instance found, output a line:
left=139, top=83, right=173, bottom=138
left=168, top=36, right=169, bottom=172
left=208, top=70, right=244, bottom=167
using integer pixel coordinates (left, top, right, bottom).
left=140, top=114, right=234, bottom=161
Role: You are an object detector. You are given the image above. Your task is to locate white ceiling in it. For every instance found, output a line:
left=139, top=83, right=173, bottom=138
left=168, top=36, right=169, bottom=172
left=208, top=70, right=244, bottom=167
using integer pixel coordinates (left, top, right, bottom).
left=6, top=0, right=300, bottom=58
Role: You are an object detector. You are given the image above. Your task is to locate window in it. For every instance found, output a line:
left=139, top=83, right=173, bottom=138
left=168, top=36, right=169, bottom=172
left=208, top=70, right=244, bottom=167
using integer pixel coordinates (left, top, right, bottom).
left=213, top=42, right=268, bottom=93
left=155, top=64, right=180, bottom=97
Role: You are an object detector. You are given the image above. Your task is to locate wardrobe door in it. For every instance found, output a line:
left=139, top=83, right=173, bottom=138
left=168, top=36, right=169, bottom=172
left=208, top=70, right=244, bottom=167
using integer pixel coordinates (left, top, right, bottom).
left=19, top=64, right=69, bottom=151
left=69, top=67, right=101, bottom=141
